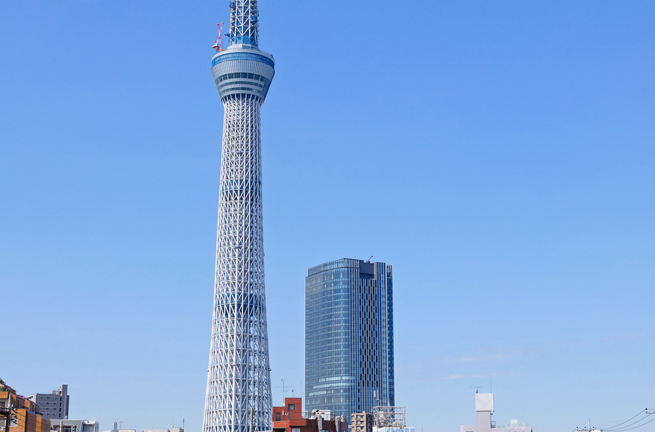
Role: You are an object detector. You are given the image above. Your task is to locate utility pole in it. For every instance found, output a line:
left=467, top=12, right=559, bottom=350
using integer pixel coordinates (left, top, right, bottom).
left=1, top=394, right=14, bottom=432
left=1, top=407, right=11, bottom=432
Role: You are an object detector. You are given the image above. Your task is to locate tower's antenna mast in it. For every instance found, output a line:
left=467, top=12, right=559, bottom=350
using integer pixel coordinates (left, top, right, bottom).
left=227, top=0, right=259, bottom=47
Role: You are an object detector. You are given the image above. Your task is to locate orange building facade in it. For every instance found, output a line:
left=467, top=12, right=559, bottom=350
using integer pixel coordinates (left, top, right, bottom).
left=1, top=384, right=51, bottom=432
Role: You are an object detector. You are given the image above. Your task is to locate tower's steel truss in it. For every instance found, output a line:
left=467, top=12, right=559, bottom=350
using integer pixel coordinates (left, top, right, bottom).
left=228, top=0, right=259, bottom=46
left=203, top=1, right=275, bottom=432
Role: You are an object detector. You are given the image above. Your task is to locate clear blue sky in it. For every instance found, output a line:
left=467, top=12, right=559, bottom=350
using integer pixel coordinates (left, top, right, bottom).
left=1, top=1, right=654, bottom=431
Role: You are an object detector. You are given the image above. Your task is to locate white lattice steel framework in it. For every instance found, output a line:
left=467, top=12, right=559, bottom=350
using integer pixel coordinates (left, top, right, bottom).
left=203, top=1, right=275, bottom=432
left=228, top=0, right=259, bottom=46
left=373, top=407, right=406, bottom=428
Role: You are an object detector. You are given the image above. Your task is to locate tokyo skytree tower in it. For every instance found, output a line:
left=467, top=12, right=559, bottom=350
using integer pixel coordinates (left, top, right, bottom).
left=203, top=1, right=275, bottom=432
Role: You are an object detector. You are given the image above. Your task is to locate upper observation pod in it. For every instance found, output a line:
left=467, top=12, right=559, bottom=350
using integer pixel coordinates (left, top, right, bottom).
left=211, top=45, right=275, bottom=102
left=226, top=0, right=260, bottom=47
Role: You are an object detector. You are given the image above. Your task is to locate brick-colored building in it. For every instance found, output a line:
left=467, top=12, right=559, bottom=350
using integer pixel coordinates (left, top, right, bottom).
left=1, top=382, right=51, bottom=432
left=272, top=398, right=348, bottom=432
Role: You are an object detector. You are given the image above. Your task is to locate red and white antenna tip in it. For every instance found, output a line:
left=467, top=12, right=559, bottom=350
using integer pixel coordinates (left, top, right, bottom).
left=213, top=22, right=225, bottom=52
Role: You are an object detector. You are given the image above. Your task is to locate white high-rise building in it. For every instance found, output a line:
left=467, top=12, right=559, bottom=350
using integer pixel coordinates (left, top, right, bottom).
left=202, top=2, right=275, bottom=432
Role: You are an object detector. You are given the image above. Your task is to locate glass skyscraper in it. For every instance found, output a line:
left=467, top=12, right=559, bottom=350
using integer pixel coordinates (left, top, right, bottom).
left=305, top=258, right=395, bottom=420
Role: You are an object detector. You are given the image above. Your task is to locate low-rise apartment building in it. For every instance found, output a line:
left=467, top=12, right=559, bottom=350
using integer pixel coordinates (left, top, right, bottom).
left=0, top=382, right=51, bottom=432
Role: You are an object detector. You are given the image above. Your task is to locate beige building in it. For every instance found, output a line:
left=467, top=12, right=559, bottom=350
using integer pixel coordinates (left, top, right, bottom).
left=351, top=413, right=373, bottom=432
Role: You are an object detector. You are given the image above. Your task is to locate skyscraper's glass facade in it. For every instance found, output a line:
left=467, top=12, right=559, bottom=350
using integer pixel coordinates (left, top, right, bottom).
left=305, top=258, right=395, bottom=420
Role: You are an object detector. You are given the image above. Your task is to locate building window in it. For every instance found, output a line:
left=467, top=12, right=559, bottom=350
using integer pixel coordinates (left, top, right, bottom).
left=288, top=404, right=295, bottom=411
left=292, top=429, right=300, bottom=432
left=275, top=413, right=281, bottom=422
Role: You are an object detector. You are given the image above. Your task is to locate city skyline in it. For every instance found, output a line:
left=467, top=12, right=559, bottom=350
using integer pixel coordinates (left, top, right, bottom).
left=1, top=1, right=654, bottom=432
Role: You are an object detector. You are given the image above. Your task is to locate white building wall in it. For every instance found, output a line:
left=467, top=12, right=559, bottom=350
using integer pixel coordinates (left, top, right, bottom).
left=460, top=394, right=531, bottom=432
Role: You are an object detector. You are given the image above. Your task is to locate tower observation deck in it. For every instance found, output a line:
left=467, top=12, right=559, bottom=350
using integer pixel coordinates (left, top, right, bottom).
left=202, top=1, right=275, bottom=432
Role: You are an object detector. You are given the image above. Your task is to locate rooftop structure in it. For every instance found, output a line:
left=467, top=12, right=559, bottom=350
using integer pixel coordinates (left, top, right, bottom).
left=372, top=407, right=405, bottom=428
left=51, top=420, right=100, bottom=432
left=460, top=393, right=532, bottom=432
left=102, top=422, right=135, bottom=432
left=142, top=428, right=183, bottom=432
left=202, top=1, right=275, bottom=432
left=370, top=406, right=415, bottom=432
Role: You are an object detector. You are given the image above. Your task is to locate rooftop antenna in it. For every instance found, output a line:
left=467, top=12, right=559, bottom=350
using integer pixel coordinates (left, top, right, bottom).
left=471, top=386, right=482, bottom=394
left=576, top=420, right=596, bottom=432
left=213, top=22, right=225, bottom=52
left=366, top=256, right=373, bottom=263
left=276, top=379, right=290, bottom=402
